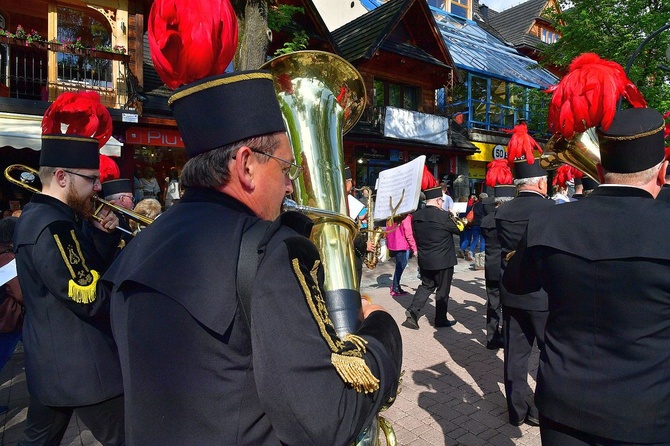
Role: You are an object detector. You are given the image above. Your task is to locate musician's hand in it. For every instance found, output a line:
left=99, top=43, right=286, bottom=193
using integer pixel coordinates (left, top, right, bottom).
left=366, top=241, right=375, bottom=252
left=92, top=206, right=120, bottom=233
left=361, top=296, right=385, bottom=319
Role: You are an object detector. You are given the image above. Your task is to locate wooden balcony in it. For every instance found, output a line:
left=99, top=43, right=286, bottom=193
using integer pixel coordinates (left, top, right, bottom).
left=0, top=37, right=131, bottom=109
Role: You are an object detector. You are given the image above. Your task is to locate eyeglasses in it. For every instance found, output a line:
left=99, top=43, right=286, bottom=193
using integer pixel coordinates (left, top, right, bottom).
left=63, top=170, right=101, bottom=185
left=250, top=149, right=302, bottom=180
left=120, top=195, right=135, bottom=204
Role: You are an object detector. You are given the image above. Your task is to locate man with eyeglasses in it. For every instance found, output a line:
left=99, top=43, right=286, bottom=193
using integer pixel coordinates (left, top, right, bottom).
left=103, top=70, right=402, bottom=445
left=13, top=93, right=125, bottom=445
left=102, top=178, right=135, bottom=249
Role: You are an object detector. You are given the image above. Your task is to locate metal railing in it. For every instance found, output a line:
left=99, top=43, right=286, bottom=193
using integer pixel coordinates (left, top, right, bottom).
left=0, top=38, right=131, bottom=109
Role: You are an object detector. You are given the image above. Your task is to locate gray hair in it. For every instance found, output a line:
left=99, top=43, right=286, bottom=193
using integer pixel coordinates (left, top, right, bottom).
left=602, top=160, right=664, bottom=186
left=180, top=134, right=280, bottom=189
left=514, top=175, right=545, bottom=188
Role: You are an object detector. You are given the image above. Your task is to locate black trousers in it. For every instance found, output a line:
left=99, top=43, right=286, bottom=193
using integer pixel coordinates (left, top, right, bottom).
left=19, top=395, right=125, bottom=446
left=408, top=267, right=454, bottom=324
left=502, top=306, right=548, bottom=425
left=540, top=415, right=670, bottom=446
left=485, top=279, right=502, bottom=343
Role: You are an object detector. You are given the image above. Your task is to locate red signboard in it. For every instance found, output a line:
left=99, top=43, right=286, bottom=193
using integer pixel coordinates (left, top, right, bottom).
left=448, top=155, right=457, bottom=174
left=126, top=127, right=184, bottom=148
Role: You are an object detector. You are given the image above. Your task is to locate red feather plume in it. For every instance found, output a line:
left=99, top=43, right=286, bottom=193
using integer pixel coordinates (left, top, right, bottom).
left=503, top=122, right=542, bottom=165
left=148, top=0, right=238, bottom=90
left=485, top=159, right=513, bottom=187
left=573, top=168, right=584, bottom=179
left=421, top=165, right=439, bottom=190
left=99, top=155, right=120, bottom=183
left=552, top=164, right=574, bottom=187
left=42, top=91, right=112, bottom=148
left=546, top=53, right=647, bottom=139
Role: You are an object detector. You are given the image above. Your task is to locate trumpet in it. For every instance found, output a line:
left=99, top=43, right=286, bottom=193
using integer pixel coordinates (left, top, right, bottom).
left=4, top=164, right=154, bottom=235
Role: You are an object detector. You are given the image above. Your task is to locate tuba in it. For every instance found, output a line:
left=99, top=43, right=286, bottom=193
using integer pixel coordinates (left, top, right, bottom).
left=261, top=50, right=396, bottom=446
left=539, top=127, right=601, bottom=181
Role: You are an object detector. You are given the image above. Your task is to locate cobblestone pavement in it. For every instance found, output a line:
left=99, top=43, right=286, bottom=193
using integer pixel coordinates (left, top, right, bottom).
left=0, top=251, right=541, bottom=446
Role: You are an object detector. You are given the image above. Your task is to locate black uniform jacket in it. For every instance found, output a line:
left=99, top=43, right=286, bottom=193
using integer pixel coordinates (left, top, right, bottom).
left=480, top=211, right=499, bottom=281
left=656, top=183, right=670, bottom=202
left=503, top=186, right=670, bottom=443
left=103, top=187, right=402, bottom=445
left=411, top=204, right=460, bottom=270
left=495, top=190, right=555, bottom=310
left=13, top=194, right=123, bottom=406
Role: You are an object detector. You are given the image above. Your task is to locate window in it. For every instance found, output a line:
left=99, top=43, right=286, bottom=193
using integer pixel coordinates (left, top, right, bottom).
left=450, top=0, right=470, bottom=19
left=373, top=79, right=419, bottom=111
left=57, top=7, right=113, bottom=88
left=540, top=28, right=559, bottom=44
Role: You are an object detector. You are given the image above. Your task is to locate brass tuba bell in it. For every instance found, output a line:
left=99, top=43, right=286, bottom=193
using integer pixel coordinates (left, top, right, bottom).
left=539, top=127, right=601, bottom=181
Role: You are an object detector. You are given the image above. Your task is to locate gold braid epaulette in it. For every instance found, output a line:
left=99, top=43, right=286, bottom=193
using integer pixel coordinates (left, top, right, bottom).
left=53, top=228, right=99, bottom=303
left=291, top=258, right=380, bottom=394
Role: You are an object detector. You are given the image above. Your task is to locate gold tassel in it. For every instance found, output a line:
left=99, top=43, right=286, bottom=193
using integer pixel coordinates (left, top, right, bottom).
left=68, top=270, right=100, bottom=304
left=331, top=353, right=380, bottom=394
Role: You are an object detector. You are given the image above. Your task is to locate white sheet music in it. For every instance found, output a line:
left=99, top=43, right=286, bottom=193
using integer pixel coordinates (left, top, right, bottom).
left=373, top=155, right=425, bottom=221
left=0, top=259, right=17, bottom=287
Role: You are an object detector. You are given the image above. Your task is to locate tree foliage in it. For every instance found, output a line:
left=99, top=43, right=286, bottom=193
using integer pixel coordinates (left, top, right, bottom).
left=230, top=1, right=308, bottom=70
left=540, top=0, right=670, bottom=112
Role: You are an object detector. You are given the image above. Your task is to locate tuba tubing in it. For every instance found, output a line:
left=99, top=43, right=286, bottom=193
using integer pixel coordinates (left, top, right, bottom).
left=261, top=50, right=367, bottom=337
left=539, top=127, right=601, bottom=181
left=262, top=51, right=398, bottom=445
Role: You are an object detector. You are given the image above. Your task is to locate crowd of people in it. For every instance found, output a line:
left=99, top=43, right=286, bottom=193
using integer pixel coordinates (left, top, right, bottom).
left=2, top=43, right=670, bottom=446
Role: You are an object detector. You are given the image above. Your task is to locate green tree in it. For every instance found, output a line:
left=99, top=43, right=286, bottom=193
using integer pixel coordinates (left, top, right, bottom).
left=540, top=0, right=670, bottom=112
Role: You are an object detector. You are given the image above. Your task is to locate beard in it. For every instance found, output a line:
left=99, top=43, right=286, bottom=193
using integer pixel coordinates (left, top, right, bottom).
left=66, top=183, right=96, bottom=219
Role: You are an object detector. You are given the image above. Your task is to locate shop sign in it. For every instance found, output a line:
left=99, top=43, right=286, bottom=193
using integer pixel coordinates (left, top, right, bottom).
left=126, top=127, right=184, bottom=148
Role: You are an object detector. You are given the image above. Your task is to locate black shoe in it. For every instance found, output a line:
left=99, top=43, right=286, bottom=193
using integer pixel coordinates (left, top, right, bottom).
left=524, top=415, right=540, bottom=426
left=434, top=319, right=456, bottom=328
left=486, top=338, right=504, bottom=350
left=403, top=309, right=419, bottom=330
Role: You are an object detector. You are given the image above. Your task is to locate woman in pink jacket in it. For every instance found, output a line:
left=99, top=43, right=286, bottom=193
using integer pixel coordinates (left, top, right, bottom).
left=386, top=214, right=418, bottom=296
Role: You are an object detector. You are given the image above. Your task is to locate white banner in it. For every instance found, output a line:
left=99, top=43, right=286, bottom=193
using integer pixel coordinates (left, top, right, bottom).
left=382, top=107, right=449, bottom=145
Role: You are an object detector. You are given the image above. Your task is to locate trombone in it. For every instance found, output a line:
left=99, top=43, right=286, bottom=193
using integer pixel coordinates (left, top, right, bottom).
left=4, top=164, right=154, bottom=235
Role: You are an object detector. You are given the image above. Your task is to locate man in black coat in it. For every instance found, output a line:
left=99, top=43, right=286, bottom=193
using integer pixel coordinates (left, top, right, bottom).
left=103, top=71, right=402, bottom=445
left=495, top=159, right=555, bottom=426
left=480, top=185, right=515, bottom=350
left=504, top=108, right=670, bottom=445
left=403, top=186, right=462, bottom=329
left=13, top=98, right=124, bottom=445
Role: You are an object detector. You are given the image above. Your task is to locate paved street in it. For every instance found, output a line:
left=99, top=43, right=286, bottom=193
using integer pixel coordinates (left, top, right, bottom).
left=0, top=252, right=541, bottom=446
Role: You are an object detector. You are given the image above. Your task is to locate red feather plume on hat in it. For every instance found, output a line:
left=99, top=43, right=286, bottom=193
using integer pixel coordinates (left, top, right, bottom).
left=421, top=165, right=439, bottom=190
left=503, top=122, right=542, bottom=166
left=41, top=91, right=112, bottom=148
left=552, top=164, right=574, bottom=187
left=148, top=0, right=238, bottom=90
left=485, top=159, right=513, bottom=187
left=546, top=53, right=647, bottom=139
left=99, top=155, right=120, bottom=183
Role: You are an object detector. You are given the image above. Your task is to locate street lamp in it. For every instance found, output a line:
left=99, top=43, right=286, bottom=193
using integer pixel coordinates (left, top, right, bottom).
left=625, top=22, right=670, bottom=75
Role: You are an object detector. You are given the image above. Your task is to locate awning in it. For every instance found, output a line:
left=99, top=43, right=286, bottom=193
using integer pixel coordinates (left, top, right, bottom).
left=0, top=112, right=122, bottom=156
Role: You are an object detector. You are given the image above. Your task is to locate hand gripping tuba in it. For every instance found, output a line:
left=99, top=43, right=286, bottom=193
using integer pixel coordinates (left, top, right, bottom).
left=261, top=51, right=397, bottom=446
